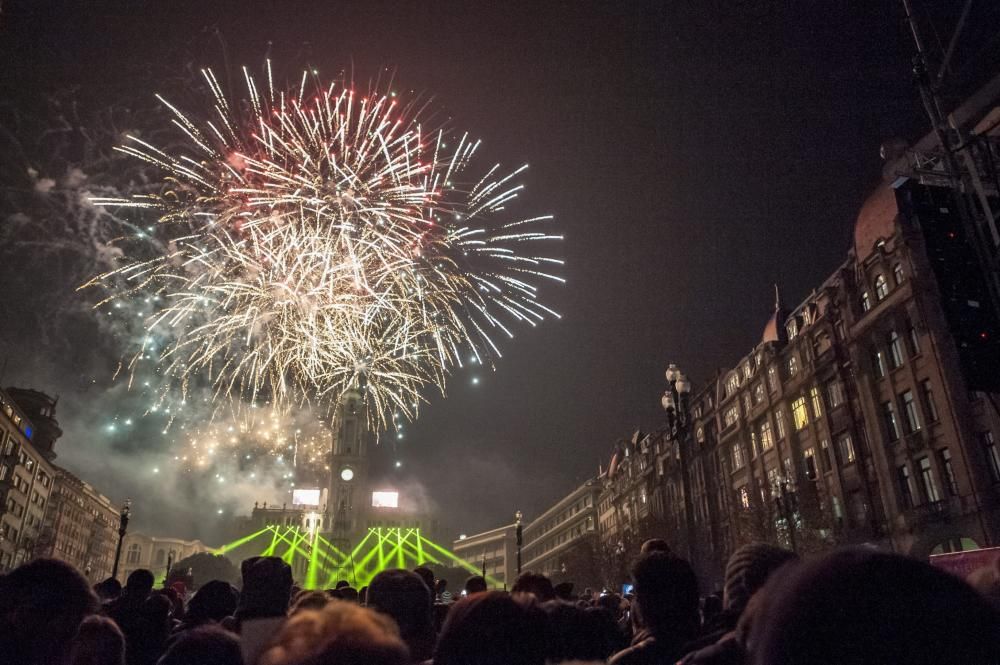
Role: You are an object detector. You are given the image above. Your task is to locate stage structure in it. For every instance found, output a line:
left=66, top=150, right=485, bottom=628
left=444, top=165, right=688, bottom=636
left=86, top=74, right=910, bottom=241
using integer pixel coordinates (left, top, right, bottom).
left=224, top=390, right=487, bottom=587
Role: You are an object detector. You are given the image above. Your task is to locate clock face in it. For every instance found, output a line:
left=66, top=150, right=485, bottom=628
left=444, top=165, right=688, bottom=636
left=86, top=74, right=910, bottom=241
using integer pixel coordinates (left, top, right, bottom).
left=340, top=467, right=355, bottom=482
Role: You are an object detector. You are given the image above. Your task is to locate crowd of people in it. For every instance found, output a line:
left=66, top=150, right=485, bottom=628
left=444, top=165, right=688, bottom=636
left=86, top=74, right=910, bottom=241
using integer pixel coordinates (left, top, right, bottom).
left=1, top=539, right=998, bottom=665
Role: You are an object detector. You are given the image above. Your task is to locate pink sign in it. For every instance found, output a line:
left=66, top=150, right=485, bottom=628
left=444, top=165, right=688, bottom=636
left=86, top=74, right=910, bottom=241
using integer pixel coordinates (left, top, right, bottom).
left=929, top=546, right=1000, bottom=580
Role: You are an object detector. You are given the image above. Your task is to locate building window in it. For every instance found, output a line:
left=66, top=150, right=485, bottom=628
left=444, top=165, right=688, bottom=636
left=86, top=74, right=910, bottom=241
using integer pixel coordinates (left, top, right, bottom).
left=836, top=432, right=856, bottom=464
left=696, top=427, right=705, bottom=444
left=767, top=366, right=779, bottom=393
left=901, top=390, right=921, bottom=433
left=882, top=401, right=901, bottom=442
left=750, top=431, right=759, bottom=458
left=775, top=408, right=787, bottom=440
left=872, top=349, right=886, bottom=379
left=743, top=393, right=753, bottom=415
left=0, top=464, right=7, bottom=481
left=893, top=263, right=905, bottom=285
left=921, top=380, right=939, bottom=423
left=861, top=291, right=872, bottom=312
left=938, top=449, right=959, bottom=496
left=732, top=443, right=745, bottom=471
left=792, top=397, right=809, bottom=431
left=827, top=381, right=846, bottom=409
left=787, top=355, right=799, bottom=378
left=724, top=405, right=739, bottom=428
left=819, top=439, right=832, bottom=472
left=760, top=420, right=774, bottom=451
left=810, top=386, right=823, bottom=420
left=918, top=457, right=941, bottom=503
left=753, top=382, right=765, bottom=405
left=743, top=363, right=752, bottom=381
left=803, top=447, right=817, bottom=480
left=126, top=544, right=141, bottom=564
left=898, top=465, right=915, bottom=508
left=888, top=331, right=905, bottom=369
left=981, top=432, right=1000, bottom=483
left=726, top=374, right=740, bottom=397
left=874, top=274, right=890, bottom=301
left=739, top=485, right=750, bottom=509
left=907, top=319, right=921, bottom=355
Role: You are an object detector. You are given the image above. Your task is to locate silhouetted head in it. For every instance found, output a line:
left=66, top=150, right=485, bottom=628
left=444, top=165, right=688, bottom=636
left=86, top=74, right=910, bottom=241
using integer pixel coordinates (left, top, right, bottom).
left=631, top=552, right=699, bottom=637
left=157, top=625, right=243, bottom=665
left=723, top=543, right=797, bottom=614
left=412, top=566, right=435, bottom=593
left=511, top=573, right=555, bottom=602
left=0, top=558, right=98, bottom=665
left=751, top=548, right=1000, bottom=665
left=69, top=615, right=125, bottom=665
left=93, top=578, right=122, bottom=603
left=258, top=601, right=409, bottom=665
left=335, top=579, right=351, bottom=590
left=238, top=557, right=293, bottom=618
left=290, top=591, right=330, bottom=615
left=124, top=569, right=155, bottom=597
left=368, top=569, right=434, bottom=654
left=186, top=580, right=238, bottom=625
left=435, top=591, right=545, bottom=665
left=339, top=586, right=360, bottom=603
left=553, top=582, right=574, bottom=601
left=640, top=538, right=672, bottom=555
left=464, top=575, right=488, bottom=595
left=541, top=600, right=616, bottom=663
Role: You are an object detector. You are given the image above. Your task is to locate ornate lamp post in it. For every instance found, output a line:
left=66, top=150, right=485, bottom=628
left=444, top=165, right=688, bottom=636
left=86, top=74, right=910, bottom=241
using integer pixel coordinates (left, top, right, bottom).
left=515, top=510, right=524, bottom=576
left=111, top=499, right=131, bottom=580
left=661, top=364, right=696, bottom=561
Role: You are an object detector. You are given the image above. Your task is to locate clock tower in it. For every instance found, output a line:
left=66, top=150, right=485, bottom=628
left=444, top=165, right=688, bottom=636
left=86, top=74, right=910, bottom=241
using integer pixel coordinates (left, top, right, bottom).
left=327, top=389, right=370, bottom=538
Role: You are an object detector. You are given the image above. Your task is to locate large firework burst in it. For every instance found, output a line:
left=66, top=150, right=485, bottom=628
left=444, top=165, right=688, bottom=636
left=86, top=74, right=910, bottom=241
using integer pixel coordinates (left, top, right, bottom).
left=85, top=63, right=562, bottom=428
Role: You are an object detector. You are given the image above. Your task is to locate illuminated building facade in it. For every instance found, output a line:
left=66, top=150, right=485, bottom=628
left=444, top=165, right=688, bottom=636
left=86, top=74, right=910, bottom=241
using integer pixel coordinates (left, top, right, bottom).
left=117, top=532, right=209, bottom=583
left=0, top=388, right=57, bottom=572
left=38, top=468, right=120, bottom=582
left=451, top=524, right=518, bottom=588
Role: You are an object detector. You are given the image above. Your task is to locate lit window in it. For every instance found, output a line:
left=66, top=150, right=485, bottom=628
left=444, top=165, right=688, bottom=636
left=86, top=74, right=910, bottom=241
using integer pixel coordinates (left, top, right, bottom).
left=827, top=381, right=846, bottom=408
left=753, top=382, right=765, bottom=404
left=760, top=421, right=774, bottom=451
left=732, top=443, right=745, bottom=471
left=819, top=439, right=832, bottom=471
left=810, top=386, right=823, bottom=420
left=874, top=274, right=890, bottom=301
left=775, top=409, right=787, bottom=439
left=726, top=374, right=740, bottom=397
left=918, top=457, right=940, bottom=503
left=787, top=355, right=799, bottom=378
left=724, top=405, right=739, bottom=427
left=938, top=449, right=959, bottom=496
left=836, top=432, right=856, bottom=464
left=739, top=485, right=750, bottom=509
left=743, top=393, right=752, bottom=415
left=750, top=431, right=759, bottom=457
left=882, top=402, right=901, bottom=441
left=893, top=263, right=905, bottom=285
left=872, top=349, right=886, bottom=379
left=767, top=366, right=779, bottom=393
left=861, top=292, right=872, bottom=312
left=743, top=363, right=752, bottom=381
left=696, top=427, right=705, bottom=444
left=792, top=397, right=809, bottom=431
left=888, top=331, right=905, bottom=369
left=901, top=390, right=921, bottom=433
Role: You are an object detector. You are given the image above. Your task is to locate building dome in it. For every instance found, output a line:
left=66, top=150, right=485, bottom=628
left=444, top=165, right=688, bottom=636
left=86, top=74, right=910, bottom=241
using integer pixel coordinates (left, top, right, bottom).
left=854, top=182, right=899, bottom=260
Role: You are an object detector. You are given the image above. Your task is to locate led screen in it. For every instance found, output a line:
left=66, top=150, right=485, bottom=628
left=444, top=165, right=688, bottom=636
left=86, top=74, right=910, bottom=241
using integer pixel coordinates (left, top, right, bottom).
left=371, top=491, right=399, bottom=508
left=292, top=488, right=321, bottom=506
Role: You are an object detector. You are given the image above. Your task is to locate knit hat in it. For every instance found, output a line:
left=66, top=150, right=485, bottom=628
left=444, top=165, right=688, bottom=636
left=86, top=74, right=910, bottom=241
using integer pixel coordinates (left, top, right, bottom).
left=723, top=543, right=797, bottom=612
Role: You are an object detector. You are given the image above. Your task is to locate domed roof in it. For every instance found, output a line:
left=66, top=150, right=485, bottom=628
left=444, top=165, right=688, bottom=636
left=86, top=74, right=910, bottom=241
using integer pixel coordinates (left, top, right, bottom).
left=760, top=284, right=786, bottom=345
left=854, top=182, right=899, bottom=260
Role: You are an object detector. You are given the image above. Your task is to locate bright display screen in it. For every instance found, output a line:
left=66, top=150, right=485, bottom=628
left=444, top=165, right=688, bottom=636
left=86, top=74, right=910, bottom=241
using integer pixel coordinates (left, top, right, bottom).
left=371, top=491, right=399, bottom=508
left=292, top=488, right=321, bottom=506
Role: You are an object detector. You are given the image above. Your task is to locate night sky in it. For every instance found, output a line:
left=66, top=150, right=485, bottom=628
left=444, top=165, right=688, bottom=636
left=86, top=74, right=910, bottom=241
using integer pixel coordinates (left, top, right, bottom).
left=1, top=1, right=989, bottom=542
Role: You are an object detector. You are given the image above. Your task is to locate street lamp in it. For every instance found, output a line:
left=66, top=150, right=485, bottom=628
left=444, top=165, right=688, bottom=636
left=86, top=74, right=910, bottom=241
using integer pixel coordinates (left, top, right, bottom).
left=661, top=364, right=696, bottom=562
left=111, top=499, right=131, bottom=581
left=515, top=510, right=523, bottom=576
